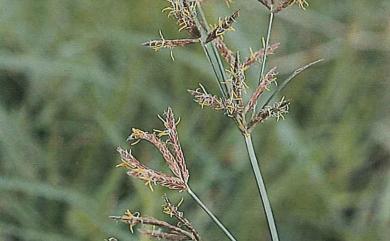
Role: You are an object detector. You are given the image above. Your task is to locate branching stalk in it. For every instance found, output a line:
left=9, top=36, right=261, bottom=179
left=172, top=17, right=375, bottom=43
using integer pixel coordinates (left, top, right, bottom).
left=188, top=187, right=237, bottom=241
left=244, top=134, right=279, bottom=241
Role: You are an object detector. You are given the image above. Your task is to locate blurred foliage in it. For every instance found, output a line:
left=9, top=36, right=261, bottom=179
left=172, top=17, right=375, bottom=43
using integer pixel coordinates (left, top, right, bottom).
left=0, top=0, right=389, bottom=241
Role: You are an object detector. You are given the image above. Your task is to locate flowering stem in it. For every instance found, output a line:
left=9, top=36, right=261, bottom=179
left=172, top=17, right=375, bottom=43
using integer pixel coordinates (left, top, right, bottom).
left=187, top=187, right=237, bottom=241
left=244, top=134, right=280, bottom=241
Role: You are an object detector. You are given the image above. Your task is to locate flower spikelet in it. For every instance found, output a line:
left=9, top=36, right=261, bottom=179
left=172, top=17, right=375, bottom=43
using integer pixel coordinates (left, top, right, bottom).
left=128, top=128, right=182, bottom=179
left=161, top=107, right=189, bottom=183
left=117, top=108, right=192, bottom=190
left=188, top=85, right=225, bottom=110
left=188, top=85, right=243, bottom=116
left=205, top=10, right=239, bottom=43
left=242, top=43, right=280, bottom=71
left=249, top=97, right=290, bottom=130
left=214, top=37, right=235, bottom=66
left=143, top=37, right=200, bottom=51
left=229, top=53, right=246, bottom=107
left=163, top=195, right=200, bottom=241
left=117, top=147, right=187, bottom=190
left=245, top=67, right=278, bottom=112
left=111, top=200, right=200, bottom=241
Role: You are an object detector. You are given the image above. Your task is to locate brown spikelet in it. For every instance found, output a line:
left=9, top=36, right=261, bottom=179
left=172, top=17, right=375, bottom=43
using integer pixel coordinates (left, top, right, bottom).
left=242, top=43, right=280, bottom=71
left=248, top=97, right=290, bottom=130
left=143, top=36, right=200, bottom=51
left=188, top=85, right=243, bottom=116
left=214, top=38, right=235, bottom=66
left=162, top=108, right=189, bottom=183
left=245, top=67, right=278, bottom=112
left=163, top=195, right=201, bottom=241
left=117, top=147, right=187, bottom=190
left=188, top=85, right=225, bottom=110
left=128, top=128, right=182, bottom=179
left=230, top=52, right=246, bottom=107
left=205, top=10, right=240, bottom=43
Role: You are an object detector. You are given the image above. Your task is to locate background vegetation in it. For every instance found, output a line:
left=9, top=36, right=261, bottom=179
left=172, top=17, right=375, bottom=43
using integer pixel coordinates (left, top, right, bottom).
left=0, top=0, right=389, bottom=240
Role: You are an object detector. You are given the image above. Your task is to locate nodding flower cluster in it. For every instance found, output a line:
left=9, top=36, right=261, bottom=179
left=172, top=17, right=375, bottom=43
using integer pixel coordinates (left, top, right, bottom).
left=110, top=196, right=200, bottom=241
left=117, top=107, right=189, bottom=191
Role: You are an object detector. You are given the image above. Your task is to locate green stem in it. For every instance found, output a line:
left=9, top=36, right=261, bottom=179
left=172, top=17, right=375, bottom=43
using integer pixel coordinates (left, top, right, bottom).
left=244, top=134, right=280, bottom=241
left=253, top=9, right=274, bottom=116
left=194, top=1, right=229, bottom=99
left=258, top=11, right=274, bottom=83
left=188, top=187, right=237, bottom=241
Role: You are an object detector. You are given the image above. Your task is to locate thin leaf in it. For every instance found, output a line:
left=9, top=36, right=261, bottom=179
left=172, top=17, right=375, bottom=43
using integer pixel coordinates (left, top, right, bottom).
left=261, top=59, right=324, bottom=108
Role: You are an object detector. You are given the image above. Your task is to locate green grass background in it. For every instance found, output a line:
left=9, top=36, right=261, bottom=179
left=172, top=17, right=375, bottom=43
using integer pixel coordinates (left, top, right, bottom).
left=0, top=0, right=389, bottom=240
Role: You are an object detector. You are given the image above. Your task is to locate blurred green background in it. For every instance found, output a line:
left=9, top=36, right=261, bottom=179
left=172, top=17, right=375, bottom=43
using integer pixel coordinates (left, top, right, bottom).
left=0, top=0, right=389, bottom=241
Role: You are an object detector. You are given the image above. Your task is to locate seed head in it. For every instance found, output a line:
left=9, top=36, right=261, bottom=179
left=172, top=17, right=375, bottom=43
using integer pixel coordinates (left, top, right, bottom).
left=214, top=38, right=235, bottom=66
left=117, top=107, right=190, bottom=191
left=229, top=52, right=246, bottom=107
left=160, top=107, right=190, bottom=183
left=242, top=43, right=280, bottom=71
left=245, top=67, right=278, bottom=112
left=143, top=36, right=200, bottom=51
left=117, top=147, right=187, bottom=191
left=188, top=84, right=243, bottom=117
left=205, top=10, right=239, bottom=43
left=248, top=97, right=290, bottom=130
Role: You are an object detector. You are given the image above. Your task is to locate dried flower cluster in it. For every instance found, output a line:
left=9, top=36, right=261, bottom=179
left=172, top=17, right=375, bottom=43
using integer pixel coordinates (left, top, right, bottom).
left=110, top=196, right=200, bottom=241
left=117, top=107, right=189, bottom=191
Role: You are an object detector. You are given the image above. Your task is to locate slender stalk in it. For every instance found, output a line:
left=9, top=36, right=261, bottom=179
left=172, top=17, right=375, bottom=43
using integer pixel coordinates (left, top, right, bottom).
left=258, top=12, right=274, bottom=83
left=187, top=187, right=237, bottom=241
left=253, top=8, right=274, bottom=116
left=193, top=1, right=229, bottom=98
left=244, top=134, right=280, bottom=241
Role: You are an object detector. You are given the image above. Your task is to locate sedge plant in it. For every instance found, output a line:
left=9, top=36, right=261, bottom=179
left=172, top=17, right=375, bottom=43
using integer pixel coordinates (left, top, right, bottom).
left=110, top=0, right=322, bottom=240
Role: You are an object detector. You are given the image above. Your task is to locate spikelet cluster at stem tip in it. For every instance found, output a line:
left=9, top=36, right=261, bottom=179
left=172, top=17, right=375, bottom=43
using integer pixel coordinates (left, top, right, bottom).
left=116, top=107, right=190, bottom=191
